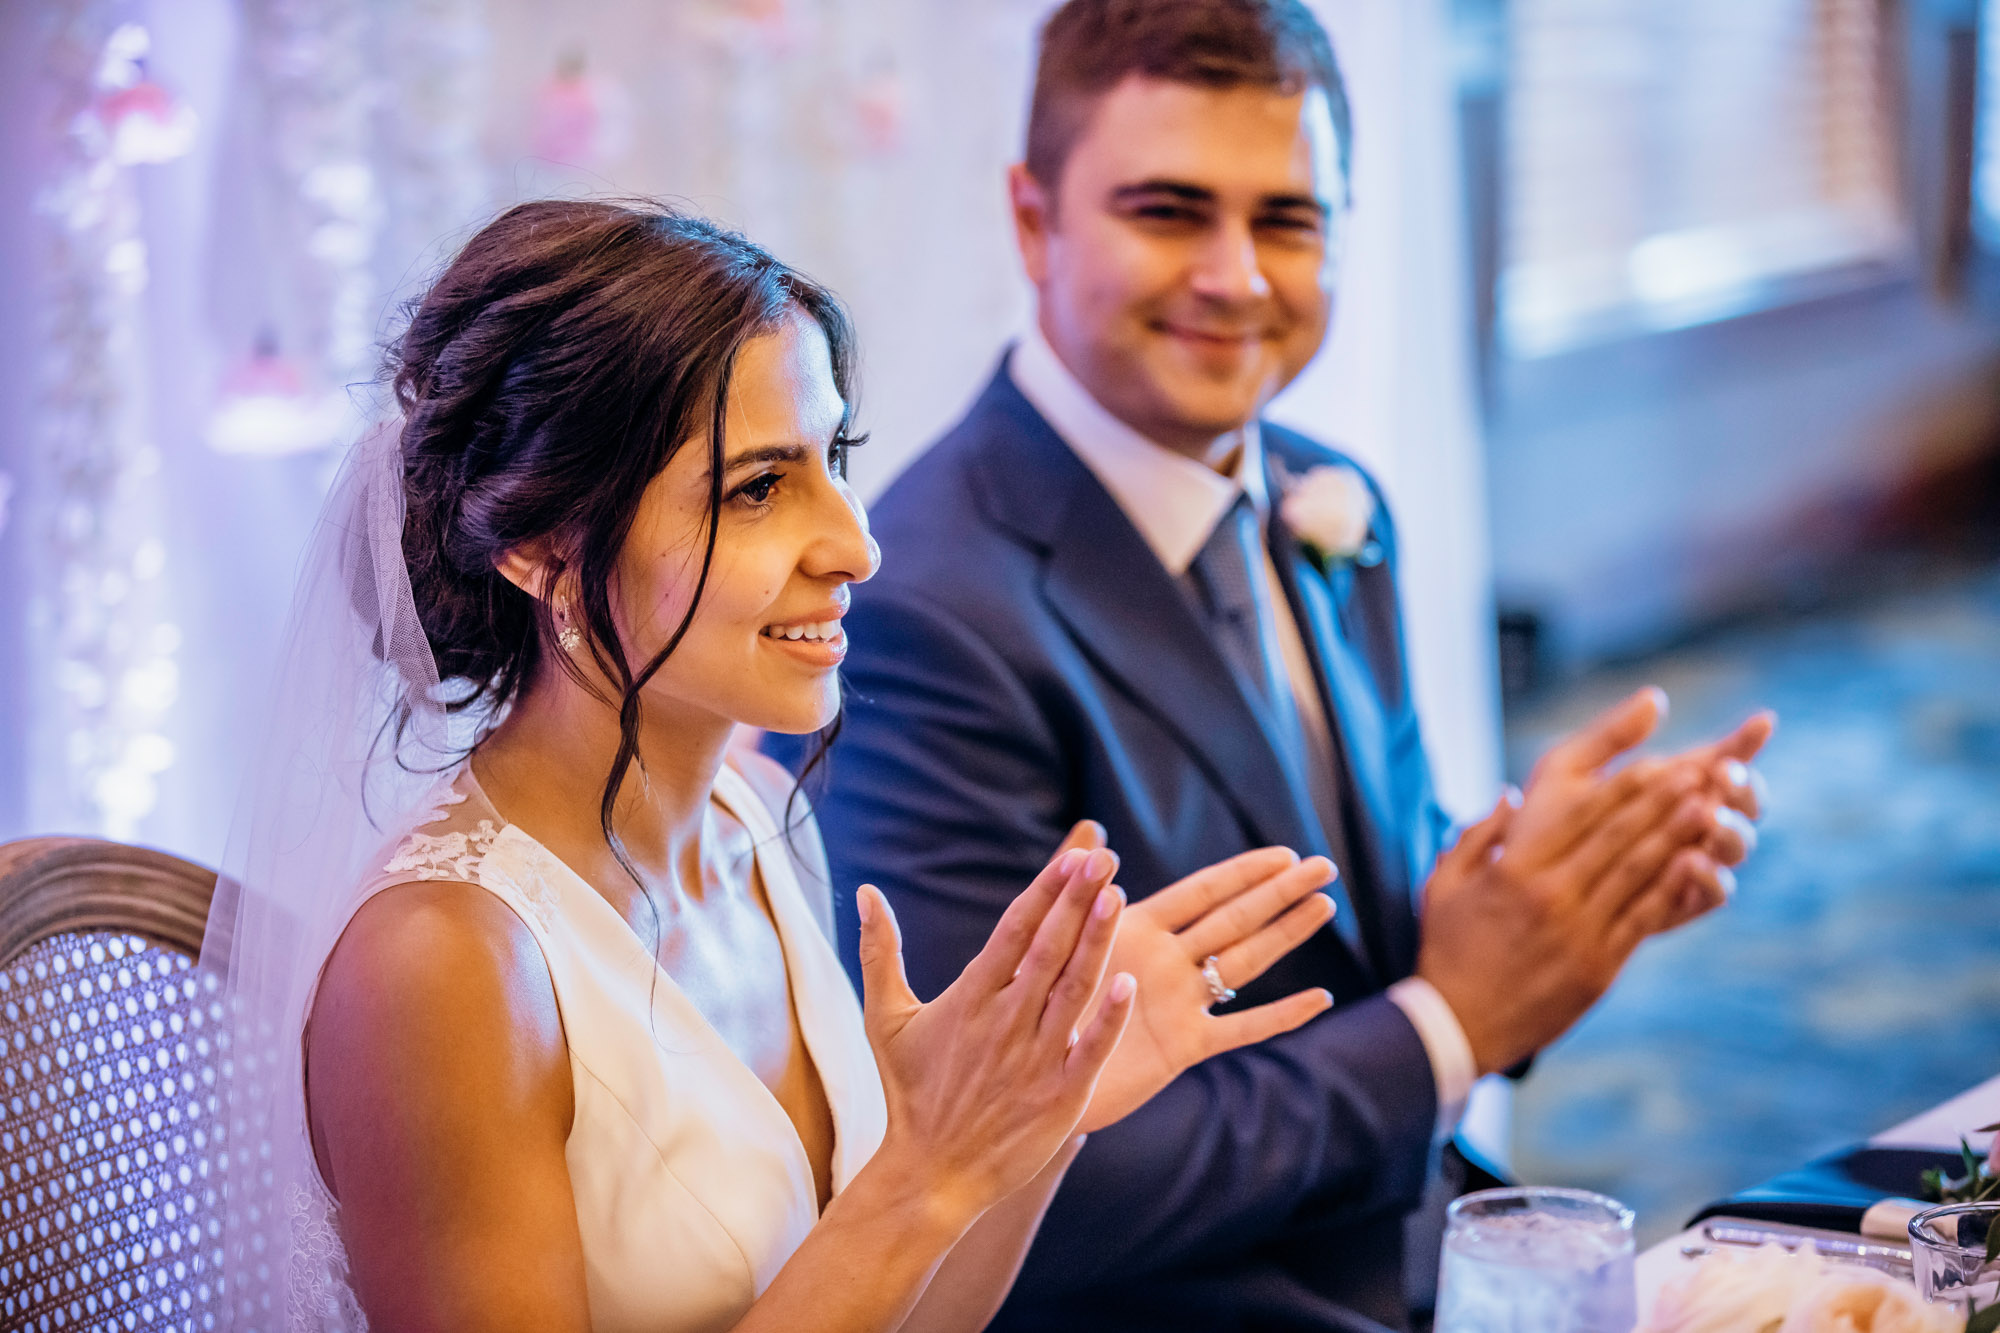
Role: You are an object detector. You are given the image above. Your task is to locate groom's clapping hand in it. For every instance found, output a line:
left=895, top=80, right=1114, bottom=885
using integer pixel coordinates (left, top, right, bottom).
left=1415, top=687, right=1773, bottom=1077
left=1652, top=710, right=1774, bottom=927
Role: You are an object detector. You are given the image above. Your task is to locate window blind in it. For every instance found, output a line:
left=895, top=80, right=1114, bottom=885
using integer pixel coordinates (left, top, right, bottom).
left=1501, top=0, right=1906, bottom=357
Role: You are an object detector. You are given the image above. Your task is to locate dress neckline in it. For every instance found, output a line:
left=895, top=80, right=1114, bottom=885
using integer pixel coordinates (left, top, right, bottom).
left=456, top=759, right=850, bottom=1212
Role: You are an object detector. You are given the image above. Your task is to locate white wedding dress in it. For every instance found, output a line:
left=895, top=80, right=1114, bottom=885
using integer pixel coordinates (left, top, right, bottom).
left=320, top=759, right=889, bottom=1332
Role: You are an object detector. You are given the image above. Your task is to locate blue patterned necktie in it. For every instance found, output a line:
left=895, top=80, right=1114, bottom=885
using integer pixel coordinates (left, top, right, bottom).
left=1190, top=493, right=1292, bottom=726
left=1189, top=492, right=1365, bottom=958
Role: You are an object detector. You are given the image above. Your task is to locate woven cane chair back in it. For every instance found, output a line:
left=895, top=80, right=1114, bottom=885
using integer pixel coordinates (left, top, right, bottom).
left=0, top=837, right=224, bottom=1333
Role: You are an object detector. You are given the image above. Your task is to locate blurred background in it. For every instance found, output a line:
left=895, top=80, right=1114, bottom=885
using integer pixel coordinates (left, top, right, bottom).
left=0, top=0, right=1995, bottom=1245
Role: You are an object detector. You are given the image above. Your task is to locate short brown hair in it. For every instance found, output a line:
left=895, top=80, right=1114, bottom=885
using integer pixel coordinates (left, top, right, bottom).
left=1025, top=0, right=1353, bottom=191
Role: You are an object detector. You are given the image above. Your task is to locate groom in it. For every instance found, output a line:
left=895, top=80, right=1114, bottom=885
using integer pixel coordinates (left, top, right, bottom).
left=772, top=2, right=1768, bottom=1329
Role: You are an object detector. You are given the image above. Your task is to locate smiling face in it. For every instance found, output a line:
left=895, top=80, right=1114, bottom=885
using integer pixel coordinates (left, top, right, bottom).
left=1011, top=76, right=1348, bottom=457
left=602, top=312, right=876, bottom=736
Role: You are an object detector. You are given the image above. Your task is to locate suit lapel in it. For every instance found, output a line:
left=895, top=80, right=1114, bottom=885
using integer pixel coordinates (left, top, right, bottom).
left=967, top=371, right=1324, bottom=862
left=1042, top=474, right=1329, bottom=861
left=1266, top=483, right=1416, bottom=979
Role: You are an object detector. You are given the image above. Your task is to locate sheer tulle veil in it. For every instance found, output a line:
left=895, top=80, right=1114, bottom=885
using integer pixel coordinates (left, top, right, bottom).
left=201, top=420, right=466, bottom=1330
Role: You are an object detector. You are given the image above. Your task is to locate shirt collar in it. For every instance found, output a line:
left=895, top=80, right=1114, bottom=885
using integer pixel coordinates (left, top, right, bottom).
left=1007, top=323, right=1267, bottom=577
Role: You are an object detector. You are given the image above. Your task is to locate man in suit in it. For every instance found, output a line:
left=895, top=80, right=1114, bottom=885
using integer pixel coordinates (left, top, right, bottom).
left=770, top=2, right=1769, bottom=1328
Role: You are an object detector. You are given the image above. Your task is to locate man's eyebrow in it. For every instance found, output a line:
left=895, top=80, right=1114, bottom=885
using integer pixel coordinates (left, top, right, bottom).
left=722, top=442, right=811, bottom=472
left=1110, top=180, right=1215, bottom=206
left=1110, top=180, right=1331, bottom=217
left=1261, top=193, right=1332, bottom=218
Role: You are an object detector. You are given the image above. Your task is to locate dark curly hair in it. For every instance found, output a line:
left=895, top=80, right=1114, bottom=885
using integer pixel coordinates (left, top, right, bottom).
left=386, top=198, right=856, bottom=867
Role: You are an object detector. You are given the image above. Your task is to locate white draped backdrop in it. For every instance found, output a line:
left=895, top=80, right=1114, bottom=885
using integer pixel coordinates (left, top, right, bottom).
left=0, top=0, right=1500, bottom=872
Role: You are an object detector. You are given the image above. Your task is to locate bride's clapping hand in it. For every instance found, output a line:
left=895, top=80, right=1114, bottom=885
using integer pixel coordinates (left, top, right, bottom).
left=853, top=848, right=1137, bottom=1233
left=1062, top=829, right=1339, bottom=1132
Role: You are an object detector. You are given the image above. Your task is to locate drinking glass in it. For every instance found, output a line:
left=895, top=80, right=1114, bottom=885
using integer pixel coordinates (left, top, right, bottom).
left=1434, top=1186, right=1638, bottom=1333
left=1910, top=1202, right=2000, bottom=1312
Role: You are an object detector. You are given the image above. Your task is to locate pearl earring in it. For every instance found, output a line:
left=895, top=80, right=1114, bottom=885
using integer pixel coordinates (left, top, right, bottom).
left=555, top=600, right=582, bottom=653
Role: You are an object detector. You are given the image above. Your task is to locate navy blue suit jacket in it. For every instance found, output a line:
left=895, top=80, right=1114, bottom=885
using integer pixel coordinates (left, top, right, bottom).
left=768, top=364, right=1455, bottom=1331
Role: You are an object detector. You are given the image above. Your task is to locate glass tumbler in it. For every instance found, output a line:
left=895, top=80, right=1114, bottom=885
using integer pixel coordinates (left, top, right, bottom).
left=1434, top=1186, right=1638, bottom=1333
left=1910, top=1202, right=2000, bottom=1312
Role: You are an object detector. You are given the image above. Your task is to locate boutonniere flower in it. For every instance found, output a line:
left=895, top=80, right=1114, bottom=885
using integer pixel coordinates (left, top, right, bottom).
left=1279, top=462, right=1381, bottom=569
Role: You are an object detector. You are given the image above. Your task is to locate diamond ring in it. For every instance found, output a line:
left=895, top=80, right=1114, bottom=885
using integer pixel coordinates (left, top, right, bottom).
left=1200, top=955, right=1236, bottom=1005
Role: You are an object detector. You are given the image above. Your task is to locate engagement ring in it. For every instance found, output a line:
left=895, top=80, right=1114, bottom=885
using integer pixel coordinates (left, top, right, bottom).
left=1200, top=955, right=1236, bottom=1005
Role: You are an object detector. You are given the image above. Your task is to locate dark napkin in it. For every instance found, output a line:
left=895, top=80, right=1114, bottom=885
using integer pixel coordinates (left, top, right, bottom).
left=1687, top=1145, right=1963, bottom=1233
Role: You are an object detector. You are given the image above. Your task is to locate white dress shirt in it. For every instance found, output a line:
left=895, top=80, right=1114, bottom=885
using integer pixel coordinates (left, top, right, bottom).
left=1008, top=326, right=1476, bottom=1126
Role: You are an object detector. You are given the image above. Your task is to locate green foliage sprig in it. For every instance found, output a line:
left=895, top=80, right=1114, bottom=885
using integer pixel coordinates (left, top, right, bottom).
left=1920, top=1126, right=2000, bottom=1209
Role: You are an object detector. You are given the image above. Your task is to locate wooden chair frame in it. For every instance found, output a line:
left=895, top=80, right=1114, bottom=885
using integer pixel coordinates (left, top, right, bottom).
left=0, top=835, right=215, bottom=967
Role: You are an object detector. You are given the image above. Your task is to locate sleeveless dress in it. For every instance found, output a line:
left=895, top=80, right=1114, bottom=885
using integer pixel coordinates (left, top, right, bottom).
left=331, top=761, right=889, bottom=1332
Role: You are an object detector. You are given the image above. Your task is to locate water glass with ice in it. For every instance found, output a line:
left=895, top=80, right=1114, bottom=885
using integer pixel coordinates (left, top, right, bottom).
left=1910, top=1202, right=2000, bottom=1312
left=1434, top=1186, right=1637, bottom=1333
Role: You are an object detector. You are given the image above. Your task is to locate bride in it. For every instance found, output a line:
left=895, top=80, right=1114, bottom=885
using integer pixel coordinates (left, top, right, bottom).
left=207, top=199, right=1360, bottom=1333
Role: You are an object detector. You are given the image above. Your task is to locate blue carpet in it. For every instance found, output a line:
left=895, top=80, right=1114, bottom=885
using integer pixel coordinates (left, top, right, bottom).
left=1502, top=560, right=2000, bottom=1246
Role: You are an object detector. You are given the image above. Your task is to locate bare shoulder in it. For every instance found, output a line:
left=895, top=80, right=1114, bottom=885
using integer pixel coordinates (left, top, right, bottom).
left=308, top=880, right=572, bottom=1196
left=307, top=885, right=590, bottom=1325
left=317, top=879, right=560, bottom=1040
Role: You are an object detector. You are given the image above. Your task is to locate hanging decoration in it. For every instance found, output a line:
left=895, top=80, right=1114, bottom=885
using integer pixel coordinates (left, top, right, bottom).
left=690, top=0, right=805, bottom=56
left=528, top=50, right=633, bottom=170
left=207, top=330, right=348, bottom=457
left=94, top=27, right=198, bottom=166
left=376, top=0, right=491, bottom=285
left=213, top=0, right=491, bottom=457
left=728, top=0, right=800, bottom=50
left=225, top=0, right=383, bottom=456
left=32, top=13, right=184, bottom=839
left=852, top=54, right=907, bottom=156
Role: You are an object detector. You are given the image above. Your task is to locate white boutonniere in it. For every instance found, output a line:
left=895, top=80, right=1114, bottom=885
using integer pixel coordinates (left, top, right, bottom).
left=1279, top=462, right=1381, bottom=569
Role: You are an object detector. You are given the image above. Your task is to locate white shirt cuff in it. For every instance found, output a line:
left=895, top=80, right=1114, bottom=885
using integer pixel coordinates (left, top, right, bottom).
left=1386, top=976, right=1478, bottom=1133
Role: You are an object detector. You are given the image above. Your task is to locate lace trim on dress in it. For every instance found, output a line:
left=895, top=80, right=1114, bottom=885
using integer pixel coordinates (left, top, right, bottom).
left=378, top=797, right=560, bottom=932
left=383, top=819, right=501, bottom=883
left=287, top=1176, right=367, bottom=1331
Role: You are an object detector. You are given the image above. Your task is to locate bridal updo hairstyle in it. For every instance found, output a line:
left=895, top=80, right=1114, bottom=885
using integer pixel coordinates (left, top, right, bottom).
left=386, top=199, right=857, bottom=841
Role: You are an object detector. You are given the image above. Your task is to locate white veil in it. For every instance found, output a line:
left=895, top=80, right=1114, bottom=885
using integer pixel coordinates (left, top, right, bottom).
left=201, top=420, right=469, bottom=1330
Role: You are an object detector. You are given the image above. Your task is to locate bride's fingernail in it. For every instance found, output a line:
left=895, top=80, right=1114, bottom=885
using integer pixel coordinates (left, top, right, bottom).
left=1092, top=887, right=1119, bottom=919
left=856, top=888, right=875, bottom=924
left=1057, top=849, right=1084, bottom=876
left=1109, top=973, right=1137, bottom=1002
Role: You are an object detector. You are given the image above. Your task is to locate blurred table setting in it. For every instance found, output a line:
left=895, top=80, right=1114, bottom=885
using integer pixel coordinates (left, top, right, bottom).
left=1435, top=1075, right=2000, bottom=1330
left=1634, top=1074, right=2000, bottom=1332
